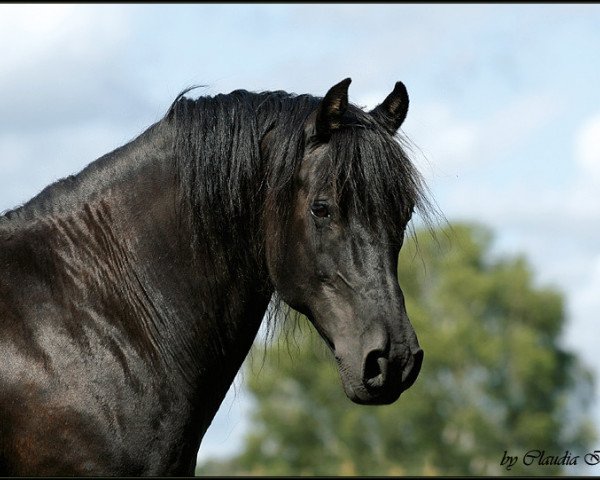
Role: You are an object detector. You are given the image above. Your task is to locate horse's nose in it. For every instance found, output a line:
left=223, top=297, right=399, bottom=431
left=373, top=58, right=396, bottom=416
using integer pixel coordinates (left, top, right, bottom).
left=363, top=349, right=388, bottom=390
left=362, top=348, right=424, bottom=392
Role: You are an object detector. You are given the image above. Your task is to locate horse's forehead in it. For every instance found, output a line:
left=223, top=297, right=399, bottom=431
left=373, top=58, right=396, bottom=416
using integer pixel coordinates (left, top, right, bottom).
left=297, top=144, right=329, bottom=185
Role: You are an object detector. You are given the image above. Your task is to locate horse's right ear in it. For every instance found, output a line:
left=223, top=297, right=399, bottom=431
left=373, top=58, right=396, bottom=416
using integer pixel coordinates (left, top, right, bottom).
left=315, top=78, right=352, bottom=141
left=370, top=81, right=409, bottom=134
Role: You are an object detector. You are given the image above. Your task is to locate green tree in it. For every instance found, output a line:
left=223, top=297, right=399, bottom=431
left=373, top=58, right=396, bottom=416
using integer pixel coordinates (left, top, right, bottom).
left=197, top=223, right=596, bottom=476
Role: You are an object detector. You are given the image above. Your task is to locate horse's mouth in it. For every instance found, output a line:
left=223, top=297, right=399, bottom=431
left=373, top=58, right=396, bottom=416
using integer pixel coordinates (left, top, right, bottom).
left=342, top=377, right=404, bottom=405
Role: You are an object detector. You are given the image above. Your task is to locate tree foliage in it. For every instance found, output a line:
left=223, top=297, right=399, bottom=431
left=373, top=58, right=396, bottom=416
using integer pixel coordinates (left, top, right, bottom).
left=197, top=223, right=595, bottom=476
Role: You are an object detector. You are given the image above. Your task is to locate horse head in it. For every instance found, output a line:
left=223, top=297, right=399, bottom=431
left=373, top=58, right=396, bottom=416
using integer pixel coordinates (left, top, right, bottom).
left=265, top=78, right=424, bottom=405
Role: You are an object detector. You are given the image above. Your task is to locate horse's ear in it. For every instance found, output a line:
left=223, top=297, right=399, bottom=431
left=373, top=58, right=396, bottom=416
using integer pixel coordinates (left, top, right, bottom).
left=315, top=78, right=352, bottom=141
left=370, top=81, right=409, bottom=134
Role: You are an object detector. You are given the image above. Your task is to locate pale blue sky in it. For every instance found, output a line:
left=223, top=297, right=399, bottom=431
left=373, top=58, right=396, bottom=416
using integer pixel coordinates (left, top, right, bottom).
left=1, top=4, right=599, bottom=474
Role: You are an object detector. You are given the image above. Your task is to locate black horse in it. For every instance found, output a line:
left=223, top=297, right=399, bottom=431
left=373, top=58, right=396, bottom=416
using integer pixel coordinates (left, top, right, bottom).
left=0, top=78, right=430, bottom=475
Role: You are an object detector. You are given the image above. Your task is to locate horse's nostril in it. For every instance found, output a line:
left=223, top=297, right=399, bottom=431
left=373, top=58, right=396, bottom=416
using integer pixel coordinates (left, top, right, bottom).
left=363, top=350, right=388, bottom=390
left=401, top=349, right=424, bottom=389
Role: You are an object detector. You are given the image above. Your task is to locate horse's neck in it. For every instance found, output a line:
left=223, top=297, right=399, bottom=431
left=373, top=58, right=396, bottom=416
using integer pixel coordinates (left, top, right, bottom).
left=16, top=120, right=271, bottom=406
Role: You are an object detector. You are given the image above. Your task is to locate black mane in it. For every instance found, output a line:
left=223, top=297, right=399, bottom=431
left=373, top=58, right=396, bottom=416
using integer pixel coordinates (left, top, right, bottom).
left=166, top=87, right=432, bottom=271
left=166, top=89, right=317, bottom=274
left=2, top=87, right=432, bottom=247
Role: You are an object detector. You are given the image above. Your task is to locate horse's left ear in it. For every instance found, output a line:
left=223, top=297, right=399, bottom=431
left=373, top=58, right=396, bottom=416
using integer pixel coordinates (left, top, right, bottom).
left=370, top=81, right=409, bottom=134
left=315, top=78, right=352, bottom=141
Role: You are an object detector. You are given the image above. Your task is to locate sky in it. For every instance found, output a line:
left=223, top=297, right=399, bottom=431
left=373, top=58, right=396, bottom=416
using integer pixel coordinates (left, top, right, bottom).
left=1, top=3, right=599, bottom=474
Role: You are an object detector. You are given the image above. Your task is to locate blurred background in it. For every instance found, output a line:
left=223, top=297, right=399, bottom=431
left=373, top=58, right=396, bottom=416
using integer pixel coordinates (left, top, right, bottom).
left=1, top=4, right=598, bottom=475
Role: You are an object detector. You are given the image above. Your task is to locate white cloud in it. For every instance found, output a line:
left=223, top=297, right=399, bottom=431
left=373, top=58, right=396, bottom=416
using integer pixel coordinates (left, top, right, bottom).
left=0, top=5, right=147, bottom=133
left=0, top=5, right=74, bottom=65
left=566, top=113, right=600, bottom=226
left=403, top=91, right=563, bottom=176
left=0, top=5, right=128, bottom=68
left=484, top=92, right=564, bottom=156
left=575, top=113, right=600, bottom=182
left=406, top=102, right=480, bottom=173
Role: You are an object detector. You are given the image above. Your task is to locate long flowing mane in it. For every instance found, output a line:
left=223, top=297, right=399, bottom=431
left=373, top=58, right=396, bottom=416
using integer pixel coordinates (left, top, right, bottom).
left=166, top=89, right=317, bottom=275
left=166, top=87, right=432, bottom=270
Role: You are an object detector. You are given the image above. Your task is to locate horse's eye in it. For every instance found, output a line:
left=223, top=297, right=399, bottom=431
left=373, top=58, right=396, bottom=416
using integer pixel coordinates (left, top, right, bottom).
left=310, top=202, right=330, bottom=219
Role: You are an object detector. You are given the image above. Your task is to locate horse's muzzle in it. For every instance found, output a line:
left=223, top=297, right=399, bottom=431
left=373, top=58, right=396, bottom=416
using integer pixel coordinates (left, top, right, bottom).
left=359, top=348, right=424, bottom=404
